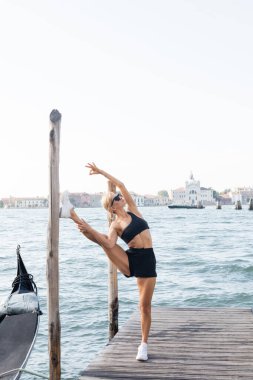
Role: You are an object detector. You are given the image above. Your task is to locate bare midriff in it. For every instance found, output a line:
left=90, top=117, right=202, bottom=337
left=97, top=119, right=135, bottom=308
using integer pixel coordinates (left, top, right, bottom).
left=127, top=229, right=153, bottom=249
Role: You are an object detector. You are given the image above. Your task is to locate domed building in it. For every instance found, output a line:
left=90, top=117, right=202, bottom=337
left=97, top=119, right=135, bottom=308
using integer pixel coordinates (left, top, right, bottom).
left=170, top=173, right=215, bottom=206
left=185, top=172, right=201, bottom=206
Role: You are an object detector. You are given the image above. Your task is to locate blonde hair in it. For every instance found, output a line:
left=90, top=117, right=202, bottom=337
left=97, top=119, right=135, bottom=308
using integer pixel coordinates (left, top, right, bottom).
left=101, top=191, right=116, bottom=223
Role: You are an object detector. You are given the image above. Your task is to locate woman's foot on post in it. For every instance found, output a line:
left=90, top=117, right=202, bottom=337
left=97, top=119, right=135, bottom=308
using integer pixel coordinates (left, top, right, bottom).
left=59, top=191, right=74, bottom=218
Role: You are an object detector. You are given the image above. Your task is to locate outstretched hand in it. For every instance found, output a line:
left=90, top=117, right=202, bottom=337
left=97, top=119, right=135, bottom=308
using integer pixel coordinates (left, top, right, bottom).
left=85, top=162, right=102, bottom=175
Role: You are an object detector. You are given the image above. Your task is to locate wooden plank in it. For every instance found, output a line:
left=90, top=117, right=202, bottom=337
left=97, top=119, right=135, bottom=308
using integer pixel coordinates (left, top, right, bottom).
left=80, top=307, right=253, bottom=380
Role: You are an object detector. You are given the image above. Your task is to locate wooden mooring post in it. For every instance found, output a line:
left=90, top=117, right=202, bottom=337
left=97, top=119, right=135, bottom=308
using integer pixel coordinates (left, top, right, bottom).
left=47, top=109, right=62, bottom=380
left=216, top=200, right=222, bottom=209
left=235, top=200, right=242, bottom=210
left=107, top=181, right=119, bottom=340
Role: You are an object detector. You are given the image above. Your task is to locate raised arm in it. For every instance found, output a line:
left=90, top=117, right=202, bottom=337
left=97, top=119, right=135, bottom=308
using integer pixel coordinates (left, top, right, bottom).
left=86, top=162, right=139, bottom=214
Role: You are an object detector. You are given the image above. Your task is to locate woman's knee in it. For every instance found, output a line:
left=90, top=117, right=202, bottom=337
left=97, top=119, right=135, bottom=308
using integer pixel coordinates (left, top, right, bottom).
left=139, top=302, right=151, bottom=317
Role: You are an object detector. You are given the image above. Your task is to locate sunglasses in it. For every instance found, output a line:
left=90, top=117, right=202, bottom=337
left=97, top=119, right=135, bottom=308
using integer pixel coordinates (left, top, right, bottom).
left=111, top=193, right=122, bottom=206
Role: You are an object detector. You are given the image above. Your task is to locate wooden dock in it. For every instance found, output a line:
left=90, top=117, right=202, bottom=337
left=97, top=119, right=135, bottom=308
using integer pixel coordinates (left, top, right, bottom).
left=80, top=307, right=253, bottom=380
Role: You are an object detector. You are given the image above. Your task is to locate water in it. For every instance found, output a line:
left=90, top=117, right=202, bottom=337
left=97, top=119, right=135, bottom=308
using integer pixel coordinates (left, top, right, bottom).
left=0, top=206, right=253, bottom=379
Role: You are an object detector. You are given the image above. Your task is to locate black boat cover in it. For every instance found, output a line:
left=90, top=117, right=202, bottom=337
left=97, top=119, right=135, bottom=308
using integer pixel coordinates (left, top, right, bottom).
left=0, top=246, right=40, bottom=380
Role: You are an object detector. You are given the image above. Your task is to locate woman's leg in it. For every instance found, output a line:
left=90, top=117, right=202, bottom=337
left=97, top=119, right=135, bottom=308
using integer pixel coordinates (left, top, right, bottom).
left=102, top=245, right=130, bottom=276
left=70, top=209, right=99, bottom=244
left=70, top=209, right=131, bottom=276
left=137, top=277, right=156, bottom=343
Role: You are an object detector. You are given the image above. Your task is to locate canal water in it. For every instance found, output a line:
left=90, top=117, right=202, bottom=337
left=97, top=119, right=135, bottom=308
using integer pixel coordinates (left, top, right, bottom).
left=0, top=206, right=252, bottom=379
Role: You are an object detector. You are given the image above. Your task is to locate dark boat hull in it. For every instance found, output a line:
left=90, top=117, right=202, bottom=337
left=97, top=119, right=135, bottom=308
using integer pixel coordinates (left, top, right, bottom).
left=0, top=246, right=40, bottom=380
left=168, top=205, right=205, bottom=209
left=0, top=314, right=38, bottom=380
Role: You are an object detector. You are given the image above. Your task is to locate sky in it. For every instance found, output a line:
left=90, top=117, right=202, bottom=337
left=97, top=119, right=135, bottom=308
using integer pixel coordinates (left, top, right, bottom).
left=0, top=0, right=252, bottom=197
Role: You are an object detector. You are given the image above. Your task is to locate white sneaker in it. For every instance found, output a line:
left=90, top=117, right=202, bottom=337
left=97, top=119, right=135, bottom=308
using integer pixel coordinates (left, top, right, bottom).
left=136, top=342, right=148, bottom=361
left=59, top=191, right=74, bottom=218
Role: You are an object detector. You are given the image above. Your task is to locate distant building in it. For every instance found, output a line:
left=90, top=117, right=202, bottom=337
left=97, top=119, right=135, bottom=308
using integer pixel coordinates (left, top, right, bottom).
left=130, top=192, right=145, bottom=207
left=157, top=195, right=169, bottom=206
left=200, top=187, right=215, bottom=205
left=144, top=195, right=169, bottom=207
left=230, top=188, right=253, bottom=205
left=170, top=173, right=215, bottom=206
left=66, top=192, right=104, bottom=208
left=89, top=193, right=103, bottom=207
left=1, top=197, right=14, bottom=208
left=144, top=195, right=160, bottom=206
left=217, top=193, right=232, bottom=205
left=14, top=197, right=48, bottom=208
left=69, top=192, right=90, bottom=207
left=170, top=187, right=186, bottom=204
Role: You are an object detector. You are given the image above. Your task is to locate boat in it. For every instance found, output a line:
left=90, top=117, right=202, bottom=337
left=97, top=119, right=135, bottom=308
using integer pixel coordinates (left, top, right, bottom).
left=168, top=203, right=205, bottom=209
left=0, top=245, right=41, bottom=380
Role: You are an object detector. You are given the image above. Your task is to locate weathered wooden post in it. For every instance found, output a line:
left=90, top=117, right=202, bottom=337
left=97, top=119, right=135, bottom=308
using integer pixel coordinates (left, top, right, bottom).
left=216, top=200, right=222, bottom=209
left=197, top=201, right=204, bottom=209
left=47, top=109, right=61, bottom=379
left=249, top=198, right=253, bottom=210
left=107, top=181, right=119, bottom=340
left=235, top=200, right=242, bottom=210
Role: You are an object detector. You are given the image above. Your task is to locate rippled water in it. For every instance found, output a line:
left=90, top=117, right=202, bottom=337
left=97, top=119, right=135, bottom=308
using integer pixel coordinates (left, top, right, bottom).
left=0, top=206, right=253, bottom=379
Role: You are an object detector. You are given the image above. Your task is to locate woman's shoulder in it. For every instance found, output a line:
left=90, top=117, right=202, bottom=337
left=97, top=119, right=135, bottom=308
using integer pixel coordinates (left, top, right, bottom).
left=110, top=218, right=122, bottom=233
left=126, top=207, right=143, bottom=219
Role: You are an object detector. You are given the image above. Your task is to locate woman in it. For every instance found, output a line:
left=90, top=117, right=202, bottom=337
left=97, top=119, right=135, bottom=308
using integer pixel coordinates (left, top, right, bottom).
left=60, top=163, right=157, bottom=361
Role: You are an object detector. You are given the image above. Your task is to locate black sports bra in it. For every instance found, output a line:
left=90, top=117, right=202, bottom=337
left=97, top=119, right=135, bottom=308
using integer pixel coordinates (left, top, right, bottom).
left=120, top=212, right=149, bottom=244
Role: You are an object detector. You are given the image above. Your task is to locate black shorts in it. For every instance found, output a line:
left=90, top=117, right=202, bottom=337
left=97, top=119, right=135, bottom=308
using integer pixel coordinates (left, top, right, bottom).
left=125, top=247, right=157, bottom=278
